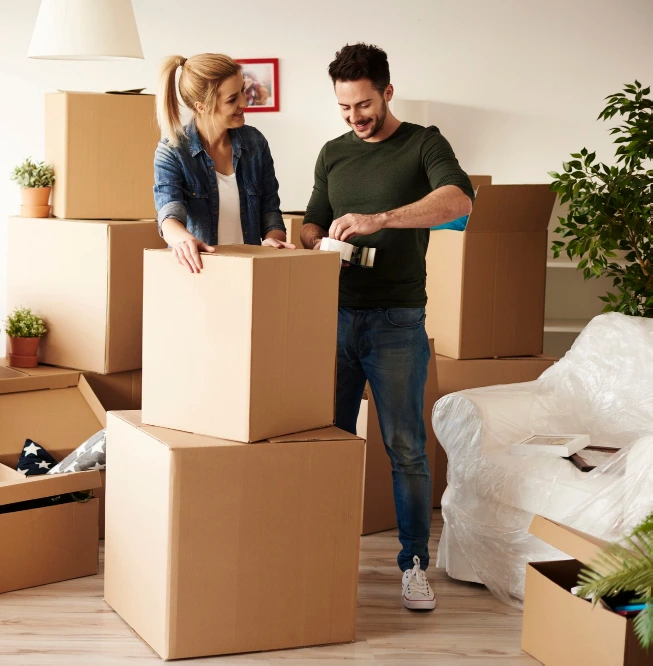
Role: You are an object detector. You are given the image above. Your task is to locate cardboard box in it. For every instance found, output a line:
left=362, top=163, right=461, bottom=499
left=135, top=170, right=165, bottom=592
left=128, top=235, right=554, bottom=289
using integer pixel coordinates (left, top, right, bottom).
left=469, top=175, right=492, bottom=189
left=45, top=92, right=159, bottom=220
left=142, top=246, right=340, bottom=442
left=0, top=360, right=110, bottom=538
left=433, top=354, right=557, bottom=507
left=7, top=217, right=167, bottom=374
left=0, top=369, right=105, bottom=592
left=83, top=369, right=142, bottom=411
left=357, top=339, right=438, bottom=535
left=104, top=411, right=365, bottom=660
left=522, top=515, right=651, bottom=665
left=282, top=212, right=306, bottom=248
left=427, top=184, right=556, bottom=359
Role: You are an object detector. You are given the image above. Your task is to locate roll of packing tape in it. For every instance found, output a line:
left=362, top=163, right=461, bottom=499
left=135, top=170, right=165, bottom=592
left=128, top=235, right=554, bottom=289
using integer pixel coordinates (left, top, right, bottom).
left=320, top=237, right=376, bottom=268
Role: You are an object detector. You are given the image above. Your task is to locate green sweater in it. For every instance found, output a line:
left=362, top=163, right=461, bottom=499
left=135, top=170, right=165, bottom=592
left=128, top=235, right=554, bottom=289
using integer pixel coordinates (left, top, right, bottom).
left=304, top=122, right=474, bottom=308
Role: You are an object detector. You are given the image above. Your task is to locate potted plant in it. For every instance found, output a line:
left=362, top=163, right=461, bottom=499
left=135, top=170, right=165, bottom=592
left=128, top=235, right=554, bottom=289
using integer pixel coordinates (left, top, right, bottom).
left=578, top=511, right=653, bottom=650
left=10, top=157, right=55, bottom=218
left=549, top=80, right=653, bottom=316
left=4, top=306, right=48, bottom=368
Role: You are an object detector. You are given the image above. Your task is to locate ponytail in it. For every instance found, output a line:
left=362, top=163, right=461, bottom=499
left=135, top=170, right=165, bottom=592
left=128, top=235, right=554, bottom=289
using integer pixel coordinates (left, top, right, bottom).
left=157, top=55, right=186, bottom=146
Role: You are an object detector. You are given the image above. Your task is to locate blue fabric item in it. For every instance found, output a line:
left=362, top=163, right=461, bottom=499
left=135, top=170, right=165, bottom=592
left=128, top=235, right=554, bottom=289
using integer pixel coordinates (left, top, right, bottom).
left=431, top=214, right=469, bottom=231
left=335, top=306, right=431, bottom=571
left=154, top=119, right=285, bottom=246
left=16, top=439, right=58, bottom=476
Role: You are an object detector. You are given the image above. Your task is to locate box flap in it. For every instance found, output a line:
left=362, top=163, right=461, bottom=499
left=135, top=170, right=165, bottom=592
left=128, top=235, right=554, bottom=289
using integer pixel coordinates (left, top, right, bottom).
left=0, top=366, right=81, bottom=395
left=77, top=375, right=107, bottom=428
left=466, top=184, right=556, bottom=233
left=529, top=515, right=612, bottom=566
left=268, top=426, right=362, bottom=443
left=0, top=465, right=102, bottom=507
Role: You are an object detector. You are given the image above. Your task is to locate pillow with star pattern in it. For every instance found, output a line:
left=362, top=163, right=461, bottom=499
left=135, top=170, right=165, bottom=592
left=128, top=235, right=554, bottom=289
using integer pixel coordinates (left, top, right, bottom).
left=47, top=430, right=106, bottom=475
left=16, top=439, right=58, bottom=476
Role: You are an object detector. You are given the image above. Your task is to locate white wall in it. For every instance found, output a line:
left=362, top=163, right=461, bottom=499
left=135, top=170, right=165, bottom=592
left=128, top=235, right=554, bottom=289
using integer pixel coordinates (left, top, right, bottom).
left=1, top=0, right=652, bottom=348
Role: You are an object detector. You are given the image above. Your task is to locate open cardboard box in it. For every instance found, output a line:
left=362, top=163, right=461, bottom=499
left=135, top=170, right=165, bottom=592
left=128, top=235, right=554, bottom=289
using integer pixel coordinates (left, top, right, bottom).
left=426, top=184, right=556, bottom=359
left=0, top=365, right=104, bottom=593
left=282, top=212, right=306, bottom=249
left=0, top=361, right=108, bottom=539
left=522, top=516, right=651, bottom=665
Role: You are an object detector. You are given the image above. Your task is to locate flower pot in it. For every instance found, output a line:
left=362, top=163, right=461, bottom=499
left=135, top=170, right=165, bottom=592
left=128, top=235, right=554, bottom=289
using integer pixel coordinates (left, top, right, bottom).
left=7, top=336, right=41, bottom=368
left=20, top=204, right=51, bottom=218
left=21, top=187, right=51, bottom=206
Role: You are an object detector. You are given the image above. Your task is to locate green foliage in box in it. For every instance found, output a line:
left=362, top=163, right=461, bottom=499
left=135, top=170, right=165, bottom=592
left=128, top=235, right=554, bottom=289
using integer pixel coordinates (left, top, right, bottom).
left=578, top=511, right=653, bottom=650
left=549, top=81, right=653, bottom=316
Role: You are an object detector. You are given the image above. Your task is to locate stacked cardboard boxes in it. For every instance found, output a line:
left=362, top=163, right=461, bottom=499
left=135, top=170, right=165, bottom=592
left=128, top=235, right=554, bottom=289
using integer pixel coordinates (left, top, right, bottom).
left=427, top=179, right=558, bottom=506
left=104, top=245, right=366, bottom=660
left=5, top=92, right=166, bottom=538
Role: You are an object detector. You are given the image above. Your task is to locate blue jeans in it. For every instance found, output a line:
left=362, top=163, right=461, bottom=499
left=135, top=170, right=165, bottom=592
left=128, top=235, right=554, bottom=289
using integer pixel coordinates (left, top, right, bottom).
left=336, top=307, right=432, bottom=571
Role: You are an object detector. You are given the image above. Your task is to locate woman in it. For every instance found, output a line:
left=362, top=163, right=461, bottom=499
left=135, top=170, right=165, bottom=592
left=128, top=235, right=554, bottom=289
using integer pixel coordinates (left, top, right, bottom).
left=155, top=53, right=293, bottom=273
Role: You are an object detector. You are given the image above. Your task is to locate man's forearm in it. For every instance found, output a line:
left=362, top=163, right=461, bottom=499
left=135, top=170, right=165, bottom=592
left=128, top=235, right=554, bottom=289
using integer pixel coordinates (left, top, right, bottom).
left=380, top=185, right=472, bottom=230
left=301, top=222, right=327, bottom=249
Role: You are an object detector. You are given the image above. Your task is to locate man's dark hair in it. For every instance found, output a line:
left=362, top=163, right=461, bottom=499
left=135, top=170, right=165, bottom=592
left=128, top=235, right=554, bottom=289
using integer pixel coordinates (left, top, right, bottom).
left=328, top=43, right=390, bottom=95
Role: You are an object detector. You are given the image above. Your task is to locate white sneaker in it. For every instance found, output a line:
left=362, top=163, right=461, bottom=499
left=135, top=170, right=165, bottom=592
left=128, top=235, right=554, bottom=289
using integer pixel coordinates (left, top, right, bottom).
left=402, top=555, right=436, bottom=610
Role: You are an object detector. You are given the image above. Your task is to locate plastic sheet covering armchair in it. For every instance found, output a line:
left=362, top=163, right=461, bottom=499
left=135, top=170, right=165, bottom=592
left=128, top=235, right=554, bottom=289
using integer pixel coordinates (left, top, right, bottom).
left=432, top=313, right=653, bottom=607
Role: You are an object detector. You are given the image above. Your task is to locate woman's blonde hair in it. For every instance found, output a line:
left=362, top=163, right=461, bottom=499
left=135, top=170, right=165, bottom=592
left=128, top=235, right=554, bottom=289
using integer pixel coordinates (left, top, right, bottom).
left=157, top=53, right=241, bottom=146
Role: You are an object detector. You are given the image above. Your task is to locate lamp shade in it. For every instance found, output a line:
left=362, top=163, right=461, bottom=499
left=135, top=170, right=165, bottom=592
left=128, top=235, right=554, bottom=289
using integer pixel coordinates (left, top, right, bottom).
left=28, top=0, right=144, bottom=60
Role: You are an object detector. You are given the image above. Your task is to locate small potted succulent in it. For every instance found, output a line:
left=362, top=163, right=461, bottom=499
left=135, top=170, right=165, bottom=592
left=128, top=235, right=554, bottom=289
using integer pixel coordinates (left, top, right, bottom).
left=10, top=158, right=55, bottom=218
left=4, top=307, right=48, bottom=368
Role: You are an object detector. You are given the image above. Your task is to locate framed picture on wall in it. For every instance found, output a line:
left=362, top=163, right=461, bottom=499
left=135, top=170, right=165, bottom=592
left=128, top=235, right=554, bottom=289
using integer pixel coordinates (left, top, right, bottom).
left=236, top=58, right=280, bottom=112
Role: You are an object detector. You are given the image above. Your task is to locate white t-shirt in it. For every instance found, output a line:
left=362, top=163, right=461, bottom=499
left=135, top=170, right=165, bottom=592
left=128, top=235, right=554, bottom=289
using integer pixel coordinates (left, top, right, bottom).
left=216, top=172, right=244, bottom=245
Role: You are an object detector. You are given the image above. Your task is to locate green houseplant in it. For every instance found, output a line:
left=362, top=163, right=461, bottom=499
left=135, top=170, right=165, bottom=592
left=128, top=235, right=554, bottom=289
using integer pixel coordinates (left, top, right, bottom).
left=549, top=81, right=653, bottom=316
left=578, top=511, right=653, bottom=650
left=10, top=157, right=55, bottom=218
left=4, top=306, right=48, bottom=368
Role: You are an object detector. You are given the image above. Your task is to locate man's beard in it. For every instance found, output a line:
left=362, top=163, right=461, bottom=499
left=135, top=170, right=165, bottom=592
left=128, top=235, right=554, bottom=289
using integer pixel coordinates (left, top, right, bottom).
left=354, top=99, right=388, bottom=138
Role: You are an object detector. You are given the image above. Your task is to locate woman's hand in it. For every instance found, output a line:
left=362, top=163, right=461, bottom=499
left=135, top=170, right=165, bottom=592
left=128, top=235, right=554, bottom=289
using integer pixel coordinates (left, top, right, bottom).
left=262, top=237, right=296, bottom=250
left=172, top=237, right=216, bottom=273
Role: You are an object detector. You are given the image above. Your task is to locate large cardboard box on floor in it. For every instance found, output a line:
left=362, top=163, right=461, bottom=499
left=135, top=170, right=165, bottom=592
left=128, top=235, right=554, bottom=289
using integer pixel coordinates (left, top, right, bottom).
left=104, top=411, right=365, bottom=660
left=7, top=217, right=167, bottom=374
left=142, top=246, right=340, bottom=442
left=0, top=366, right=104, bottom=592
left=282, top=212, right=306, bottom=248
left=427, top=184, right=556, bottom=359
left=433, top=354, right=557, bottom=507
left=357, top=339, right=439, bottom=535
left=522, top=516, right=651, bottom=665
left=45, top=92, right=159, bottom=220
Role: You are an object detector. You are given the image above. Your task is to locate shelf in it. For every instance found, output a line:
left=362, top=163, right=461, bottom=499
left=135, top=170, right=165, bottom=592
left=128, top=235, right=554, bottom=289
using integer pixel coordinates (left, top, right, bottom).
left=544, top=319, right=590, bottom=334
left=547, top=259, right=628, bottom=269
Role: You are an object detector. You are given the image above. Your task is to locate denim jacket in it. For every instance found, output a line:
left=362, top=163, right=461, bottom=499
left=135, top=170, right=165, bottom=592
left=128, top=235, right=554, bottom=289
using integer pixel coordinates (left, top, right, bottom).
left=153, top=120, right=285, bottom=245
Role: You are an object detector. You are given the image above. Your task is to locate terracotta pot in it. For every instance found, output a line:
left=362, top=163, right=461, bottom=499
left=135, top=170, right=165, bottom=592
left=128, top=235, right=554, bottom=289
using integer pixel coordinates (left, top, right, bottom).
left=20, top=204, right=51, bottom=218
left=7, top=353, right=39, bottom=368
left=8, top=336, right=41, bottom=356
left=21, top=187, right=51, bottom=206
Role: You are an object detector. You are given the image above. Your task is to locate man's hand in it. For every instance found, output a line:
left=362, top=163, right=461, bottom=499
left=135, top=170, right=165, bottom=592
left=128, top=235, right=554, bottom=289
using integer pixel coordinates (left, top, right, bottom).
left=329, top=213, right=384, bottom=242
left=312, top=238, right=322, bottom=251
left=172, top=238, right=215, bottom=273
left=262, top=238, right=296, bottom=250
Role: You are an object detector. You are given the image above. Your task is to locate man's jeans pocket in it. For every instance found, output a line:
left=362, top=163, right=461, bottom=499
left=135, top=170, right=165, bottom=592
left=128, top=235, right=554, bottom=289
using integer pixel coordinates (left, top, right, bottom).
left=384, top=307, right=426, bottom=328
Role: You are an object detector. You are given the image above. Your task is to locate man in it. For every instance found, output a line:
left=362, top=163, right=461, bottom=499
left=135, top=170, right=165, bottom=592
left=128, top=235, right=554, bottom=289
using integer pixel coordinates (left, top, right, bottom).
left=301, top=43, right=473, bottom=611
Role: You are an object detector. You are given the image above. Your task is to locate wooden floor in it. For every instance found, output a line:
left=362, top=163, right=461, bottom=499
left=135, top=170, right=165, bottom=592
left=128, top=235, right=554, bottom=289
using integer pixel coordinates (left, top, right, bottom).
left=0, top=511, right=538, bottom=665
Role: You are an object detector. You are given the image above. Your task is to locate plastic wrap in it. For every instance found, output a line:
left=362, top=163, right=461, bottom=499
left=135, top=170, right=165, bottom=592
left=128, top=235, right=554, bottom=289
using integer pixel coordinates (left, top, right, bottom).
left=432, top=312, right=653, bottom=607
